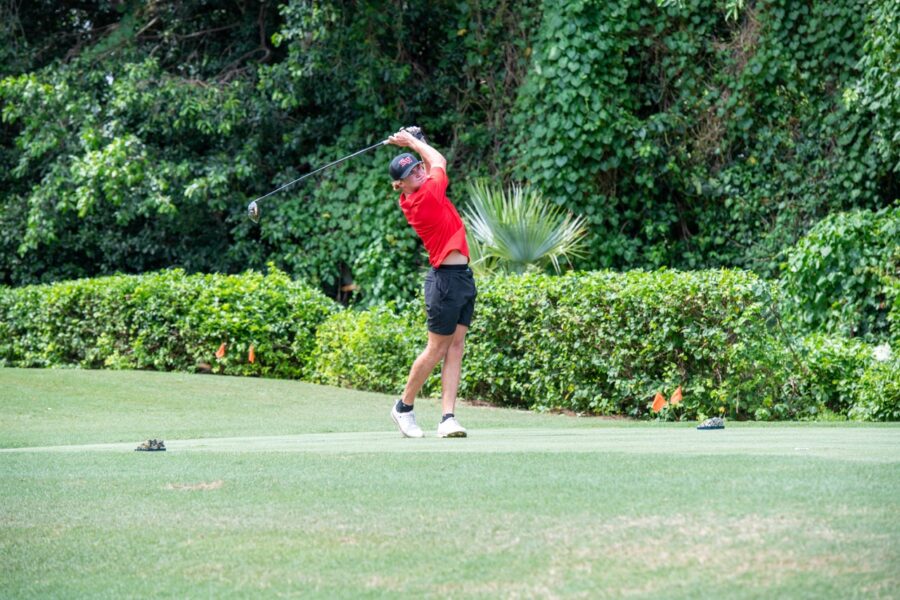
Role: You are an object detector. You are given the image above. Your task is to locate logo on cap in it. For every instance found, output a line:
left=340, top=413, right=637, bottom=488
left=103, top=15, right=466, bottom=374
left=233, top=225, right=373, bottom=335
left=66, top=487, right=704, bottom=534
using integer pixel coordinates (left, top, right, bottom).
left=390, top=152, right=422, bottom=180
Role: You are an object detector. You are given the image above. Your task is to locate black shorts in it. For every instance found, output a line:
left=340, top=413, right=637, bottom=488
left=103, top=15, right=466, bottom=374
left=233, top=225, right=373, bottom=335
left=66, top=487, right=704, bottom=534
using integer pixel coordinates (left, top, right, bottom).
left=424, top=265, right=477, bottom=335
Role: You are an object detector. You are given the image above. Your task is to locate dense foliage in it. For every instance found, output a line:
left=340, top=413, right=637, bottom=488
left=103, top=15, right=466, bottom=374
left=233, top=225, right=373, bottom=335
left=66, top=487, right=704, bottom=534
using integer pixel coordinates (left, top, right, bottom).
left=2, top=267, right=896, bottom=420
left=311, top=269, right=898, bottom=420
left=1, top=1, right=896, bottom=305
left=310, top=302, right=439, bottom=397
left=792, top=333, right=899, bottom=422
left=0, top=267, right=336, bottom=377
left=512, top=0, right=895, bottom=274
left=0, top=0, right=540, bottom=304
left=780, top=204, right=899, bottom=343
left=0, top=2, right=896, bottom=420
left=0, top=55, right=276, bottom=284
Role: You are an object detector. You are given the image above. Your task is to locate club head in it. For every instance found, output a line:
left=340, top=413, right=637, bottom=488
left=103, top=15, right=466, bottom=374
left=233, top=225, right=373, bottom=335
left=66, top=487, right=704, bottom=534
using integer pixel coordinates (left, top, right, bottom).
left=248, top=201, right=260, bottom=223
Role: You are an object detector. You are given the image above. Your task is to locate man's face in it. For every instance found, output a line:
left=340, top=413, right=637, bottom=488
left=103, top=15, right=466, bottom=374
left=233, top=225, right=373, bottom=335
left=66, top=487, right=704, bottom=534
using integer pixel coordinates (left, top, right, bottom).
left=394, top=163, right=426, bottom=194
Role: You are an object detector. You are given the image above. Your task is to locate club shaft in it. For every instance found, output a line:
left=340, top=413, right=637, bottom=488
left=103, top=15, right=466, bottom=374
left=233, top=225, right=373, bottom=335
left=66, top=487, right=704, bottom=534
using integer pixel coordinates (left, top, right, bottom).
left=251, top=139, right=387, bottom=205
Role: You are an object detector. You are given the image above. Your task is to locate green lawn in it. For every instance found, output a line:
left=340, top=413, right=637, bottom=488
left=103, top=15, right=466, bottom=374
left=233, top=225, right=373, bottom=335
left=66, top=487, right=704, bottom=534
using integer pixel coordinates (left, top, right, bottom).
left=1, top=368, right=898, bottom=599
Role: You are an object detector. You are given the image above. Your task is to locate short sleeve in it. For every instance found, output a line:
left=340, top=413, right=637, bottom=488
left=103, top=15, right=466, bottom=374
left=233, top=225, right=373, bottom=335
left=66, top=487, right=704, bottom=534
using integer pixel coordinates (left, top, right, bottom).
left=425, top=166, right=449, bottom=196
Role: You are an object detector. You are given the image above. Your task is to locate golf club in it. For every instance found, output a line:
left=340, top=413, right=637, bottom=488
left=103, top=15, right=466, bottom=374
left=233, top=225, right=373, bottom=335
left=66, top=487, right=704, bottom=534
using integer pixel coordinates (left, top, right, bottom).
left=247, top=127, right=425, bottom=223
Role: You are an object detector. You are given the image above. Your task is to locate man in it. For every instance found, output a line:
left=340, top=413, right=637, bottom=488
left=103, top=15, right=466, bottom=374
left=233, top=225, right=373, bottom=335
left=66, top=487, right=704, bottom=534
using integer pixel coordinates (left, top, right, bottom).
left=387, top=128, right=476, bottom=438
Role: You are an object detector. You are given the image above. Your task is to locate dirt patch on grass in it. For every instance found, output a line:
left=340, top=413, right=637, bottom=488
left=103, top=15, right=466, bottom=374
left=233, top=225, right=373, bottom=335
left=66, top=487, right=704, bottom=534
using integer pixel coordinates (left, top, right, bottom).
left=165, top=480, right=224, bottom=491
left=435, top=511, right=887, bottom=597
left=537, top=512, right=884, bottom=595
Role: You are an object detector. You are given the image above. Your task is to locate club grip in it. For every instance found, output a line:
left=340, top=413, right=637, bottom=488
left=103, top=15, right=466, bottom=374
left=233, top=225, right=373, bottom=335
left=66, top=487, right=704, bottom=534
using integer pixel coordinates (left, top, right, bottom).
left=403, top=126, right=426, bottom=143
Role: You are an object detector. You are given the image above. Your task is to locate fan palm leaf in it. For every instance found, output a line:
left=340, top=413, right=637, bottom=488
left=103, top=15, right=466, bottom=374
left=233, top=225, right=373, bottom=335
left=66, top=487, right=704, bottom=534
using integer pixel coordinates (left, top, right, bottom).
left=463, top=180, right=588, bottom=275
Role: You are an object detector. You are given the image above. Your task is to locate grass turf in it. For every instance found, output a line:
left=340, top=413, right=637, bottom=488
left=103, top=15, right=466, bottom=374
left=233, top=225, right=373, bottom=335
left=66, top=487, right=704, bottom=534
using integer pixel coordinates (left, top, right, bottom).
left=1, top=368, right=898, bottom=598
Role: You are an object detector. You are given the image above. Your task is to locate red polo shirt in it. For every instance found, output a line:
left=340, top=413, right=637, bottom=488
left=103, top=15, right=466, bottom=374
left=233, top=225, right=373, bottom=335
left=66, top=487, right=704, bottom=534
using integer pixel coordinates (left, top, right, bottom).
left=398, top=167, right=470, bottom=267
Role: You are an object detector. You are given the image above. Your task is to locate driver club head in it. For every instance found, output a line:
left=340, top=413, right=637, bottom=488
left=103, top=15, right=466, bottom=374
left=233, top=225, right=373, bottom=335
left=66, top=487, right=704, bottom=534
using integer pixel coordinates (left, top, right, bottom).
left=247, top=201, right=260, bottom=223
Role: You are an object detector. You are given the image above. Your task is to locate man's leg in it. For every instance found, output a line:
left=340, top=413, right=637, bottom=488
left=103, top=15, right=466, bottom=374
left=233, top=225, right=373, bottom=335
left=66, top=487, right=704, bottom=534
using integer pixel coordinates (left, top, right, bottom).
left=400, top=331, right=454, bottom=406
left=440, top=324, right=468, bottom=415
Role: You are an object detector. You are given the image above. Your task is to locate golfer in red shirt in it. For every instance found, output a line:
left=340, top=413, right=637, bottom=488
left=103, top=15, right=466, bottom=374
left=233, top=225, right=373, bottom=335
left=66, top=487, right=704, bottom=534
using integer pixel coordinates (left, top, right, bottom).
left=387, top=129, right=476, bottom=438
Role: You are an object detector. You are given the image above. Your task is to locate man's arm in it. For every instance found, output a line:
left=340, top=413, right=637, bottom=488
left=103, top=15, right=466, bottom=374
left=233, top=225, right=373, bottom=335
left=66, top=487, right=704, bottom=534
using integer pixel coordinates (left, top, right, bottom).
left=387, top=129, right=447, bottom=175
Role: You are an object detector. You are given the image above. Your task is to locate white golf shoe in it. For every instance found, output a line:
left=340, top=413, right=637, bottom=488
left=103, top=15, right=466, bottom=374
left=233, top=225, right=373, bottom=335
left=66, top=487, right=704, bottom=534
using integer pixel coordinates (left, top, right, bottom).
left=437, top=416, right=467, bottom=438
left=391, top=403, right=424, bottom=438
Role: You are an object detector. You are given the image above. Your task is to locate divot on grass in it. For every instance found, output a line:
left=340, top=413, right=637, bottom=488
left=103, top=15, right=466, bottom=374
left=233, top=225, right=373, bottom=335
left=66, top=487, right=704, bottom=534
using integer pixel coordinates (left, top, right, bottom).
left=165, top=480, right=224, bottom=491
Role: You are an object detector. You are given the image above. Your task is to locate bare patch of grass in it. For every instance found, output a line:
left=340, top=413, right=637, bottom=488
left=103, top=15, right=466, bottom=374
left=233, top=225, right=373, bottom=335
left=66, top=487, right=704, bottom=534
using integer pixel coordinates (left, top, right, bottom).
left=165, top=480, right=224, bottom=491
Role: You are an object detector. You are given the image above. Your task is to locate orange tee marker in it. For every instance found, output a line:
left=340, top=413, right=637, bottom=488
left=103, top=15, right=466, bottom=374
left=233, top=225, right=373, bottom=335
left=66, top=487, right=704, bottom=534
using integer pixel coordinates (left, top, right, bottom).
left=248, top=344, right=256, bottom=363
left=669, top=386, right=683, bottom=406
left=215, top=343, right=226, bottom=359
left=651, top=392, right=666, bottom=413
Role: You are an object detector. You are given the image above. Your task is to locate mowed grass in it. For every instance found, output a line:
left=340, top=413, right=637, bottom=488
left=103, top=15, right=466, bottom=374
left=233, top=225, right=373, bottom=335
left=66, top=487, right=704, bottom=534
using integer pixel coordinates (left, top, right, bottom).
left=1, top=369, right=898, bottom=599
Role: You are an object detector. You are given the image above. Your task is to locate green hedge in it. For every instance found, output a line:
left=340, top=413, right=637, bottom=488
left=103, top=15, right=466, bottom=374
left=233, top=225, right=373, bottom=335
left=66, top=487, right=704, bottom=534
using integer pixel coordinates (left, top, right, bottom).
left=309, top=303, right=439, bottom=397
left=3, top=267, right=896, bottom=420
left=788, top=333, right=899, bottom=422
left=311, top=270, right=899, bottom=420
left=313, top=269, right=789, bottom=419
left=849, top=357, right=900, bottom=422
left=0, top=268, right=337, bottom=378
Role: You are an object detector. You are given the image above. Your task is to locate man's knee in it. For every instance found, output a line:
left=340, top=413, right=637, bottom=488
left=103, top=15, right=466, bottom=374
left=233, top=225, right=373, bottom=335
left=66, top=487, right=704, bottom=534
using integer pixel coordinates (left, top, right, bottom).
left=424, top=336, right=453, bottom=360
left=448, top=337, right=466, bottom=356
left=449, top=325, right=468, bottom=353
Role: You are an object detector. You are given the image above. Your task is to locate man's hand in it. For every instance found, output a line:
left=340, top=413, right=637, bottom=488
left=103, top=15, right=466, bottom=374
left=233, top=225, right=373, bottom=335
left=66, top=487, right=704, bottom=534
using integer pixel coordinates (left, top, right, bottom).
left=388, top=129, right=419, bottom=148
left=388, top=126, right=447, bottom=174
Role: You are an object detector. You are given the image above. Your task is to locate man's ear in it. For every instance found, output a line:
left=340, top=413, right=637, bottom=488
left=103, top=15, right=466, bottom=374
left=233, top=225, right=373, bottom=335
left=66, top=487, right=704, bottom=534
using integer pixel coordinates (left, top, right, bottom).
left=392, top=180, right=402, bottom=191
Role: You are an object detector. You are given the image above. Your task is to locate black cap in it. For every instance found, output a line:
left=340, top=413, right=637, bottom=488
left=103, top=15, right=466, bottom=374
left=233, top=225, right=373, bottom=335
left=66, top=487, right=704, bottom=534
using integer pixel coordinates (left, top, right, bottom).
left=389, top=153, right=422, bottom=181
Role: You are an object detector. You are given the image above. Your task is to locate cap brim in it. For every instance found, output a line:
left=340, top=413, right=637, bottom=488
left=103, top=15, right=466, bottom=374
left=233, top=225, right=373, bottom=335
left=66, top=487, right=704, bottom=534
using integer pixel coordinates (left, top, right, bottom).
left=397, top=160, right=422, bottom=180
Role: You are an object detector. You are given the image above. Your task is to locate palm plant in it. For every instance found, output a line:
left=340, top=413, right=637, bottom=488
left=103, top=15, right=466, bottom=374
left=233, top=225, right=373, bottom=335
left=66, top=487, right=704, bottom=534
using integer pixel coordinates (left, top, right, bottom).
left=462, top=180, right=588, bottom=275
